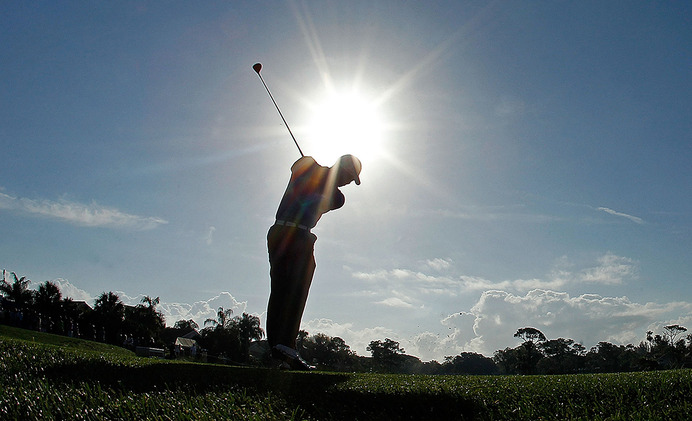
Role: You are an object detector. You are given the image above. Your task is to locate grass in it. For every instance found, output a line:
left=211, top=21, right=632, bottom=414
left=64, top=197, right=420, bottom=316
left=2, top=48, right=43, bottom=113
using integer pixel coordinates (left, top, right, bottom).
left=1, top=325, right=692, bottom=420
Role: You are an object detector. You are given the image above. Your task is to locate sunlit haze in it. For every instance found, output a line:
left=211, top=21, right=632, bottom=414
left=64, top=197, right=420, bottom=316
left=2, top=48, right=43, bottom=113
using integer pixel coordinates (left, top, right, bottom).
left=303, top=88, right=387, bottom=166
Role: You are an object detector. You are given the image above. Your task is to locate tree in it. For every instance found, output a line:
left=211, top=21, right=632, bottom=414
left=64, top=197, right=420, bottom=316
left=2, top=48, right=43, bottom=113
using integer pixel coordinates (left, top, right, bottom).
left=585, top=342, right=639, bottom=373
left=34, top=281, right=63, bottom=333
left=1, top=272, right=34, bottom=304
left=493, top=347, right=520, bottom=374
left=537, top=338, right=586, bottom=374
left=663, top=325, right=687, bottom=345
left=643, top=325, right=691, bottom=369
left=511, top=327, right=547, bottom=374
left=201, top=307, right=240, bottom=362
left=302, top=333, right=357, bottom=371
left=1, top=272, right=35, bottom=327
left=174, top=319, right=199, bottom=330
left=204, top=307, right=234, bottom=331
left=296, top=329, right=310, bottom=353
left=367, top=338, right=406, bottom=373
left=235, top=313, right=264, bottom=363
left=442, top=352, right=498, bottom=375
left=93, top=292, right=125, bottom=344
left=124, top=296, right=165, bottom=347
left=514, top=327, right=547, bottom=343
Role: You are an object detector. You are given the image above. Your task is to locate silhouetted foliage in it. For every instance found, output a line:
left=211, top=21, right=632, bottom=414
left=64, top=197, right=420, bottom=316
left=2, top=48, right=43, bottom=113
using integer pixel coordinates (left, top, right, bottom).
left=93, top=292, right=125, bottom=345
left=1, top=271, right=35, bottom=328
left=300, top=332, right=359, bottom=371
left=236, top=312, right=264, bottom=362
left=496, top=327, right=547, bottom=374
left=173, top=319, right=199, bottom=330
left=441, top=352, right=498, bottom=375
left=123, top=296, right=165, bottom=347
left=7, top=270, right=692, bottom=376
left=367, top=338, right=407, bottom=373
left=584, top=342, right=640, bottom=373
left=34, top=281, right=63, bottom=333
left=198, top=309, right=264, bottom=364
left=514, top=327, right=547, bottom=343
left=537, top=338, right=586, bottom=374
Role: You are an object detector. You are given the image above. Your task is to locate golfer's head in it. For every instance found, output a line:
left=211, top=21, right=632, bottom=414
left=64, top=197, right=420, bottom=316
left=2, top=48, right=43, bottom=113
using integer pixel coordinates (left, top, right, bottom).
left=334, top=154, right=362, bottom=186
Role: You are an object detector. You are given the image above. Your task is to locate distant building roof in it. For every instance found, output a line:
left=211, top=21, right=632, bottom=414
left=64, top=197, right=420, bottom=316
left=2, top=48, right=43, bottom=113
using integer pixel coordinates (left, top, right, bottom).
left=175, top=337, right=198, bottom=348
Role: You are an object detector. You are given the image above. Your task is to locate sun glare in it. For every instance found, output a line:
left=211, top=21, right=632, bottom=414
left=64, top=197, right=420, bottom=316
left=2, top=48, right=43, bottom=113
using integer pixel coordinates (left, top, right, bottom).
left=302, top=89, right=387, bottom=166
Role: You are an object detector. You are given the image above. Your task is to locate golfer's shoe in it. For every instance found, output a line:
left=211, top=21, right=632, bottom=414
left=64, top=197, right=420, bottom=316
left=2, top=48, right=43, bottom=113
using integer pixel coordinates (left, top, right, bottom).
left=272, top=344, right=315, bottom=371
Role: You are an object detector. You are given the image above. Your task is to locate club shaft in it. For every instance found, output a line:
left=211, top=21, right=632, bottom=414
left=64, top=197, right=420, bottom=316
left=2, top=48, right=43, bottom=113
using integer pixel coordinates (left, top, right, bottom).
left=256, top=73, right=304, bottom=157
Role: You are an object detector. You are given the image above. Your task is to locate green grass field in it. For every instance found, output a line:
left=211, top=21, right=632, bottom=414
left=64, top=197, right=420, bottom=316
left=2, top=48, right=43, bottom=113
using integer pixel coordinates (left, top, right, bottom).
left=1, top=325, right=691, bottom=420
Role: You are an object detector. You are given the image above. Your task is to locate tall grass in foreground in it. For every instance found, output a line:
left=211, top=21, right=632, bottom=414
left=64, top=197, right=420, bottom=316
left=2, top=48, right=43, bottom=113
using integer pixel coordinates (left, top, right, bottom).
left=2, top=326, right=692, bottom=420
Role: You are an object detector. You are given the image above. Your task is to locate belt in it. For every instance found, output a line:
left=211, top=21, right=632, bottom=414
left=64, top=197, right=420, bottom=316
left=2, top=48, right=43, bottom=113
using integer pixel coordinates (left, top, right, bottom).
left=275, top=220, right=310, bottom=231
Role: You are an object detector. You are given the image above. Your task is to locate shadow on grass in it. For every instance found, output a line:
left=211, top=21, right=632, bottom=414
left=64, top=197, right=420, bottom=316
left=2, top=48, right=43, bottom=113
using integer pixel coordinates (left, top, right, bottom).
left=43, top=360, right=344, bottom=393
left=43, top=362, right=479, bottom=420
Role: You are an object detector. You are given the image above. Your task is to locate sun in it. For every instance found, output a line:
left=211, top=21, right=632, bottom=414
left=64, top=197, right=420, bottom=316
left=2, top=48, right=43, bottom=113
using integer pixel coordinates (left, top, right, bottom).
left=301, top=88, right=387, bottom=166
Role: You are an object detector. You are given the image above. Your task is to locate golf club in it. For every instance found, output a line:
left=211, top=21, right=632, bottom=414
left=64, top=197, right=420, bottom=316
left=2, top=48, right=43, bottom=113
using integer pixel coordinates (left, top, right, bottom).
left=252, top=63, right=304, bottom=157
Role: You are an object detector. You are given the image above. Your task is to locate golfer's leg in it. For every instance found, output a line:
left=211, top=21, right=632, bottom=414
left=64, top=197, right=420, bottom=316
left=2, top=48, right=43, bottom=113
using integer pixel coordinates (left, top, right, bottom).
left=266, top=226, right=290, bottom=350
left=284, top=251, right=316, bottom=349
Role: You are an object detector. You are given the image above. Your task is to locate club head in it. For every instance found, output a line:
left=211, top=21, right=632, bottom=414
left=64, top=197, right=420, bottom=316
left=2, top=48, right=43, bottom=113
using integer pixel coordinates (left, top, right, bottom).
left=252, top=63, right=262, bottom=74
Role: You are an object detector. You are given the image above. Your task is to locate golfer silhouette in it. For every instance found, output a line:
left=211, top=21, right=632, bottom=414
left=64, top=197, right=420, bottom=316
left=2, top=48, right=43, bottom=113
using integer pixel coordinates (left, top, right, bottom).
left=266, top=154, right=362, bottom=370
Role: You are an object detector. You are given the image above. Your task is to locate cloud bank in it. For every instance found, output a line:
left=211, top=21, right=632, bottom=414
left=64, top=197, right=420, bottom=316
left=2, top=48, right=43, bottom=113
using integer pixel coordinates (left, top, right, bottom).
left=338, top=252, right=691, bottom=361
left=306, top=288, right=692, bottom=361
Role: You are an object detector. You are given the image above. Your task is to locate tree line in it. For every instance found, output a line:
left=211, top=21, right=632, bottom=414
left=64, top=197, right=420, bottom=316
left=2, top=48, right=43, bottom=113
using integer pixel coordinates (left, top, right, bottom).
left=0, top=271, right=264, bottom=365
left=2, top=271, right=690, bottom=375
left=492, top=325, right=692, bottom=375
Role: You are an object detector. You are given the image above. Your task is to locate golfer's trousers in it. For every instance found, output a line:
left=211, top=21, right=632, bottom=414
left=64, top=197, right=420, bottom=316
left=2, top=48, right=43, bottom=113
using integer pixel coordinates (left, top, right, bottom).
left=266, top=224, right=317, bottom=350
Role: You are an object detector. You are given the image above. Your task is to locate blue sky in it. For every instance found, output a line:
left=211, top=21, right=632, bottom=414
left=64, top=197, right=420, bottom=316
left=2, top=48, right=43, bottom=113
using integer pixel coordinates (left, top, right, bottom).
left=2, top=1, right=691, bottom=360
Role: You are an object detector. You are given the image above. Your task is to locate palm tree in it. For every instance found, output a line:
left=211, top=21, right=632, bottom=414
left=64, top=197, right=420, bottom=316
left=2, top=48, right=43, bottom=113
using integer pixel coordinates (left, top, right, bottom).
left=202, top=307, right=239, bottom=361
left=204, top=307, right=234, bottom=331
left=0, top=271, right=34, bottom=307
left=93, top=292, right=125, bottom=344
left=235, top=313, right=264, bottom=362
left=124, top=296, right=165, bottom=347
left=141, top=295, right=160, bottom=308
left=34, top=281, right=62, bottom=333
left=1, top=271, right=35, bottom=327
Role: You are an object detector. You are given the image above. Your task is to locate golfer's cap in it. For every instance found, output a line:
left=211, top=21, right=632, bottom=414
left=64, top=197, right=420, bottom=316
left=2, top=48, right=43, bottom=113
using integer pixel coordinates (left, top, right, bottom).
left=338, top=154, right=362, bottom=185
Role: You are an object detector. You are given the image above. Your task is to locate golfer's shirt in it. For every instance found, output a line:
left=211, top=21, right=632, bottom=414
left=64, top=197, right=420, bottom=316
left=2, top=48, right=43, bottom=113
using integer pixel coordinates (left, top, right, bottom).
left=275, top=156, right=345, bottom=229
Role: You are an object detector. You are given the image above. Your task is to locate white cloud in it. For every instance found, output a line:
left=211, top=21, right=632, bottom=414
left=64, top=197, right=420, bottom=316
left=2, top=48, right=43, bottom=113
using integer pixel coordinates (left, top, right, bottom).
left=353, top=268, right=457, bottom=293
left=376, top=297, right=416, bottom=309
left=597, top=207, right=644, bottom=224
left=0, top=191, right=167, bottom=230
left=205, top=226, right=216, bottom=245
left=460, top=275, right=513, bottom=291
left=355, top=253, right=639, bottom=299
left=579, top=252, right=638, bottom=284
left=425, top=257, right=453, bottom=271
left=52, top=279, right=94, bottom=302
left=401, top=312, right=481, bottom=361
left=155, top=292, right=248, bottom=327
